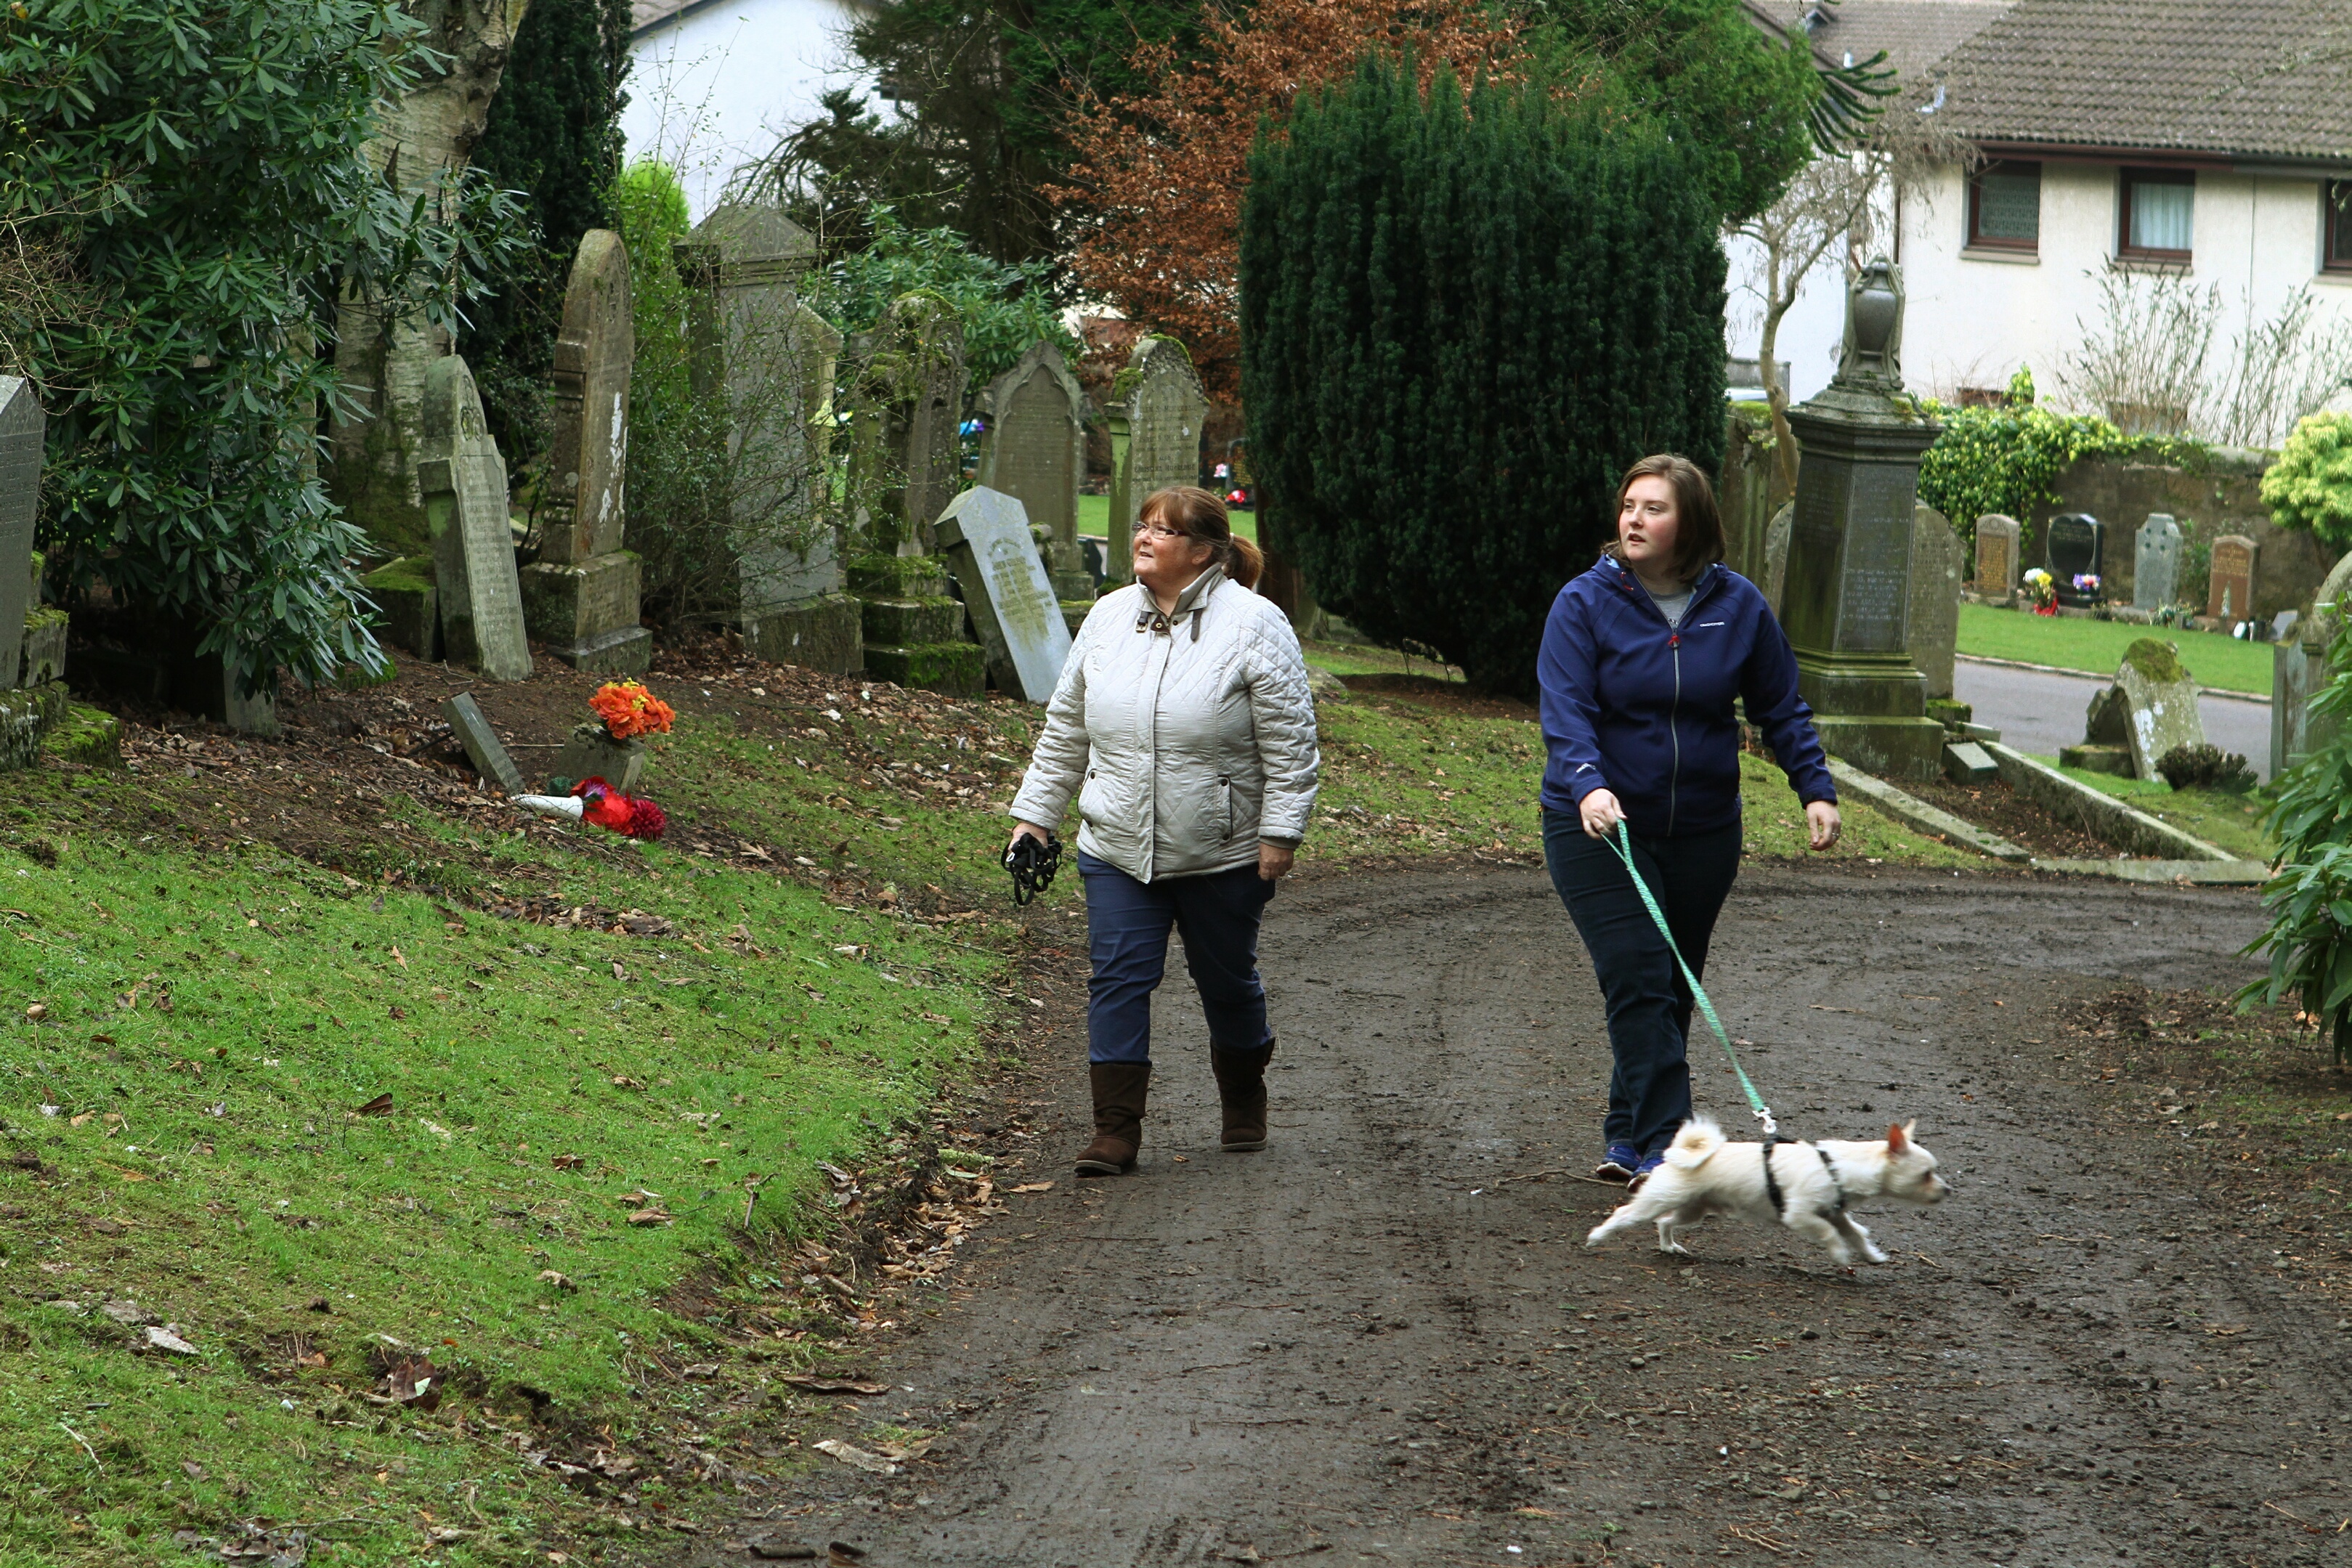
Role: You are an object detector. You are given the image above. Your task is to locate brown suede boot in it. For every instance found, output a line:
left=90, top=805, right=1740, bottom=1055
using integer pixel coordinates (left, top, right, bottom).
left=1209, top=1042, right=1273, bottom=1152
left=1074, top=1062, right=1151, bottom=1175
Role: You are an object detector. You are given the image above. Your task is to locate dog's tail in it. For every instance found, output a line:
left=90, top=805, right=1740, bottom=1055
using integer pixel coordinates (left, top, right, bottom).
left=1663, top=1118, right=1725, bottom=1170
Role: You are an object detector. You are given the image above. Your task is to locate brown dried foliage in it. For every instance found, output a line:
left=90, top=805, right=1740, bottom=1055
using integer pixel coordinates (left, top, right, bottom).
left=1055, top=0, right=1528, bottom=399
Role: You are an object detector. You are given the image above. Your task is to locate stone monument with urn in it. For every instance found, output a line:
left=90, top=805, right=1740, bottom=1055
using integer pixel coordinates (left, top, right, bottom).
left=1777, top=261, right=1947, bottom=781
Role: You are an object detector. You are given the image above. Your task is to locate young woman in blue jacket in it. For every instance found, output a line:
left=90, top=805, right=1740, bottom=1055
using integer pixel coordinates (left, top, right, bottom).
left=1538, top=453, right=1841, bottom=1190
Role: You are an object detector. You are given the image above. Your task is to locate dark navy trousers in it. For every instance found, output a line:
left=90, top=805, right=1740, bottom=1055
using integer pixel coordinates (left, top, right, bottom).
left=1543, top=811, right=1743, bottom=1157
left=1079, top=851, right=1277, bottom=1065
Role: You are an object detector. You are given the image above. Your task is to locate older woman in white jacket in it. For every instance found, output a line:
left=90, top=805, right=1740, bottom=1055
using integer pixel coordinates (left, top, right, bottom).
left=1008, top=485, right=1321, bottom=1175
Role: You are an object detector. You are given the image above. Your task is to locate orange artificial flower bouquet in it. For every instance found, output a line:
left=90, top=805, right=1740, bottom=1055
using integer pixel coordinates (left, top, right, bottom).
left=588, top=681, right=676, bottom=742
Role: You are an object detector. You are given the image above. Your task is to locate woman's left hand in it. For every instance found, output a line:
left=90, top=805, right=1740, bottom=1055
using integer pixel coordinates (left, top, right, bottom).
left=1806, top=800, right=1842, bottom=852
left=1258, top=842, right=1296, bottom=882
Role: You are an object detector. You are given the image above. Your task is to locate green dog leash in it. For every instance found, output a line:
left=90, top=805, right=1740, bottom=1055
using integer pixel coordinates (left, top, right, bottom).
left=1604, top=820, right=1780, bottom=1141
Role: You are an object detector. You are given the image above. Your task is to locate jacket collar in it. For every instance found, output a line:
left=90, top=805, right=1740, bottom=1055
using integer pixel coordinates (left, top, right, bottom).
left=1602, top=555, right=1722, bottom=619
left=1137, top=566, right=1225, bottom=641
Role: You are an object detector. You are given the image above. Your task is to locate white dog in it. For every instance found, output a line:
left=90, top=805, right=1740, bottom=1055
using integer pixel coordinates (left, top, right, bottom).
left=1583, top=1118, right=1949, bottom=1264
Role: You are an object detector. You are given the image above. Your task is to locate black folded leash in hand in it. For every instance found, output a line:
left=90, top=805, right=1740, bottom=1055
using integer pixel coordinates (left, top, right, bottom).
left=1005, top=830, right=1063, bottom=906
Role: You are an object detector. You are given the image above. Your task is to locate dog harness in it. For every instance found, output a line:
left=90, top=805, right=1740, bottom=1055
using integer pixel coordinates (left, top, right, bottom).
left=1761, top=1140, right=1849, bottom=1224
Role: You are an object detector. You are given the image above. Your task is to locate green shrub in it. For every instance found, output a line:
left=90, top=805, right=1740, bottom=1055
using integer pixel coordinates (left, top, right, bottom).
left=2260, top=410, right=2352, bottom=551
left=2244, top=620, right=2352, bottom=1061
left=1917, top=370, right=2122, bottom=553
left=1239, top=57, right=1727, bottom=696
left=819, top=206, right=1076, bottom=386
left=2155, top=742, right=2255, bottom=794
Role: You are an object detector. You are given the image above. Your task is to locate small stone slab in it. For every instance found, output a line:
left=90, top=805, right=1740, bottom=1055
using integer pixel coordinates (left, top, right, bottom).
left=934, top=487, right=1073, bottom=702
left=442, top=694, right=526, bottom=796
left=2111, top=638, right=2205, bottom=780
left=552, top=720, right=644, bottom=795
left=1942, top=739, right=1996, bottom=783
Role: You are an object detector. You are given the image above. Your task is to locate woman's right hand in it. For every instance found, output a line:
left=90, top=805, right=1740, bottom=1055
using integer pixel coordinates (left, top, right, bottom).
left=1578, top=789, right=1625, bottom=840
left=1007, top=821, right=1050, bottom=858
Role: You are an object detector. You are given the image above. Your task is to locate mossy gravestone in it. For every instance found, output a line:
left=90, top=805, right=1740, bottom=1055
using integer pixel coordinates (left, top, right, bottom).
left=1105, top=336, right=1207, bottom=588
left=2112, top=638, right=2205, bottom=780
left=978, top=340, right=1092, bottom=601
left=419, top=357, right=532, bottom=682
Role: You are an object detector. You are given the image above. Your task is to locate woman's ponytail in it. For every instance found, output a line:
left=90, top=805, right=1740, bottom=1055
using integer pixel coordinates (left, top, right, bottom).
left=1227, top=532, right=1265, bottom=589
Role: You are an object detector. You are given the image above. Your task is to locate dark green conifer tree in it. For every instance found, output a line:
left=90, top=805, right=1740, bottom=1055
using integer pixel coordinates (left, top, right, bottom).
left=458, top=0, right=633, bottom=466
left=1240, top=56, right=1727, bottom=696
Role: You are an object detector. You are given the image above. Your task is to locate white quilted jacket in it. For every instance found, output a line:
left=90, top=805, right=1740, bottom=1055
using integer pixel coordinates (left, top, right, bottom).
left=1010, top=570, right=1321, bottom=882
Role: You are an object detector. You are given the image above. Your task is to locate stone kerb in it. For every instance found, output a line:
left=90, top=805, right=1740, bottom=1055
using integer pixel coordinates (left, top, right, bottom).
left=418, top=356, right=532, bottom=683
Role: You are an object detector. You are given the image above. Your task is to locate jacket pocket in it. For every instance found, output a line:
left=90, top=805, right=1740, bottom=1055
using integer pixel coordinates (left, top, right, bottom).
left=1217, top=773, right=1232, bottom=840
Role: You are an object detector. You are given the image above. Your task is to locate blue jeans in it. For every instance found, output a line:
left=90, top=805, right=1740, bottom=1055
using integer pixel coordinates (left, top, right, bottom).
left=1079, top=852, right=1278, bottom=1065
left=1543, top=811, right=1742, bottom=1156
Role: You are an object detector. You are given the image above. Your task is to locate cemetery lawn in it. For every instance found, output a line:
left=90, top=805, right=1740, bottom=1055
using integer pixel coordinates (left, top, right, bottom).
left=1957, top=604, right=2271, bottom=694
left=2044, top=760, right=2279, bottom=862
left=1074, top=492, right=1256, bottom=544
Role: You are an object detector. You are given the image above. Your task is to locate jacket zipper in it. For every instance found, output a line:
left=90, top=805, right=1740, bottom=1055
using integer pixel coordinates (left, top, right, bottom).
left=1667, top=631, right=1682, bottom=835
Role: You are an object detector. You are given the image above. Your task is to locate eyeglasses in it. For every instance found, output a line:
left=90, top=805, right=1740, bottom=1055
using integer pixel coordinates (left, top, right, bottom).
left=1130, top=521, right=1191, bottom=540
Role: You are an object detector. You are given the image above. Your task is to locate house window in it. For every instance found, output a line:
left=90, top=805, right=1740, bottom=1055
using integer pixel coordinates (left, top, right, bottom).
left=2328, top=182, right=2352, bottom=273
left=1967, top=161, right=2041, bottom=251
left=2120, top=168, right=2195, bottom=261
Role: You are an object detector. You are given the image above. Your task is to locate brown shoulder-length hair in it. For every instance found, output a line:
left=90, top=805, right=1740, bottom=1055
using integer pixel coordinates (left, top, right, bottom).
left=1601, top=453, right=1725, bottom=585
left=1138, top=484, right=1265, bottom=589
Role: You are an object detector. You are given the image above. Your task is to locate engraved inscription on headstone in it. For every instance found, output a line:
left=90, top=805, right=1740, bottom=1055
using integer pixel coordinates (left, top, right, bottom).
left=421, top=356, right=533, bottom=682
left=934, top=487, right=1072, bottom=702
left=2206, top=534, right=2257, bottom=623
left=0, top=378, right=44, bottom=692
left=1838, top=465, right=1917, bottom=651
left=2133, top=513, right=2181, bottom=612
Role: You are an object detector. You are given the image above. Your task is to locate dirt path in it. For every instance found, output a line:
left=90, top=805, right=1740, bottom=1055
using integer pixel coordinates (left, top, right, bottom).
left=695, top=864, right=2348, bottom=1567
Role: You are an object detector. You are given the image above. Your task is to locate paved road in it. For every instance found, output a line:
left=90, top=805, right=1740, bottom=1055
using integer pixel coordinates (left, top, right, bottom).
left=721, top=865, right=2348, bottom=1568
left=1955, top=657, right=2274, bottom=779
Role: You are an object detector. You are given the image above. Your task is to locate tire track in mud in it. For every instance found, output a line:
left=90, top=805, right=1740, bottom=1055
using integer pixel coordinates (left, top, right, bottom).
left=690, top=864, right=2348, bottom=1568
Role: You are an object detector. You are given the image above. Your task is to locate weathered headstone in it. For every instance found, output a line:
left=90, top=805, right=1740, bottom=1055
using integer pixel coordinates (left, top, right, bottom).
left=978, top=340, right=1092, bottom=600
left=1106, top=336, right=1207, bottom=587
left=678, top=206, right=861, bottom=671
left=2274, top=552, right=2352, bottom=775
left=523, top=229, right=650, bottom=675
left=2045, top=513, right=2103, bottom=606
left=2133, top=513, right=2181, bottom=612
left=442, top=693, right=526, bottom=795
left=934, top=487, right=1074, bottom=703
left=2111, top=638, right=2205, bottom=779
left=2206, top=534, right=2258, bottom=624
left=1777, top=259, right=1947, bottom=781
left=844, top=293, right=967, bottom=558
left=419, top=356, right=532, bottom=681
left=1907, top=503, right=1963, bottom=701
left=1762, top=503, right=1793, bottom=617
left=1974, top=513, right=2019, bottom=600
left=0, top=378, right=41, bottom=691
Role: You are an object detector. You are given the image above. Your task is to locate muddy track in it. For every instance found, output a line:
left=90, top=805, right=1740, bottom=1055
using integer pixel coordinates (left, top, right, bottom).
left=684, top=864, right=2347, bottom=1567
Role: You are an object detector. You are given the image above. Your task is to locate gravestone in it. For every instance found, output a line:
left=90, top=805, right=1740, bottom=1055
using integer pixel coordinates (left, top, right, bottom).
left=1907, top=504, right=1963, bottom=701
left=0, top=378, right=41, bottom=691
left=978, top=340, right=1092, bottom=600
left=2206, top=534, right=2258, bottom=624
left=2274, top=551, right=2352, bottom=775
left=2133, top=513, right=2182, bottom=612
left=523, top=229, right=650, bottom=675
left=934, top=487, right=1073, bottom=702
left=1106, top=336, right=1207, bottom=587
left=2111, top=638, right=2205, bottom=779
left=1974, top=513, right=2019, bottom=601
left=1777, top=259, right=1947, bottom=781
left=678, top=206, right=861, bottom=671
left=845, top=293, right=966, bottom=558
left=442, top=693, right=526, bottom=795
left=1762, top=503, right=1793, bottom=617
left=419, top=356, right=532, bottom=681
left=2045, top=513, right=2103, bottom=606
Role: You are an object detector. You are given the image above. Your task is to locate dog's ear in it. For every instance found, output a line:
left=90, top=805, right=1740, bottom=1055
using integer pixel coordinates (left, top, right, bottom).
left=1886, top=1121, right=1908, bottom=1153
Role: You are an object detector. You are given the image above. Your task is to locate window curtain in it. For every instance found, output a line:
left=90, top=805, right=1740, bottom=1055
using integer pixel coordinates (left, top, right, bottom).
left=2130, top=179, right=2194, bottom=252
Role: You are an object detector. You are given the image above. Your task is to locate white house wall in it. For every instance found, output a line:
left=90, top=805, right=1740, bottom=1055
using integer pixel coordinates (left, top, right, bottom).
left=624, top=0, right=869, bottom=221
left=1724, top=229, right=1850, bottom=405
left=1899, top=159, right=2352, bottom=429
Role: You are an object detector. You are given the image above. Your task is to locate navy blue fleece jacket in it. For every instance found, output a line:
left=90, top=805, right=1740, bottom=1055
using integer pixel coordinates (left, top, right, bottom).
left=1537, top=556, right=1836, bottom=838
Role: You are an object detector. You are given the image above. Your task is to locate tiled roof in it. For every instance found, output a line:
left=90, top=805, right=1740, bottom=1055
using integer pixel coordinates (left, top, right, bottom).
left=1930, top=0, right=2352, bottom=163
left=632, top=0, right=703, bottom=35
left=1752, top=0, right=2016, bottom=83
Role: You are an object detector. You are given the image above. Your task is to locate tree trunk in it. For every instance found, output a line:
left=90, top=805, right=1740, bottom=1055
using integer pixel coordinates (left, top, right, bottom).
left=1757, top=248, right=1799, bottom=505
left=330, top=0, right=531, bottom=557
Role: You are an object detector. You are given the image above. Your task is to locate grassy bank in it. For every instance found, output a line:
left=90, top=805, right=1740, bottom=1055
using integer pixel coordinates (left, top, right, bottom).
left=1074, top=492, right=1257, bottom=545
left=2042, top=757, right=2278, bottom=862
left=1958, top=604, right=2271, bottom=694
